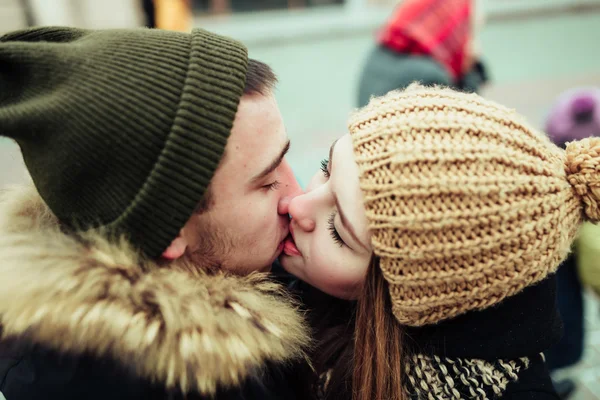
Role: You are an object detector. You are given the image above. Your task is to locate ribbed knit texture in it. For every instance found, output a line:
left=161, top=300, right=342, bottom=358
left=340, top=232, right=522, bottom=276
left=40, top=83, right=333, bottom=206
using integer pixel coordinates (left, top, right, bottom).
left=0, top=27, right=248, bottom=258
left=349, top=84, right=600, bottom=326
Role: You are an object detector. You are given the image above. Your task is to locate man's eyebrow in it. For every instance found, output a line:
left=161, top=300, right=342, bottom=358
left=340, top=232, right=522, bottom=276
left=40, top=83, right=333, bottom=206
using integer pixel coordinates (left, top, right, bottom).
left=251, top=139, right=291, bottom=184
left=334, top=194, right=369, bottom=251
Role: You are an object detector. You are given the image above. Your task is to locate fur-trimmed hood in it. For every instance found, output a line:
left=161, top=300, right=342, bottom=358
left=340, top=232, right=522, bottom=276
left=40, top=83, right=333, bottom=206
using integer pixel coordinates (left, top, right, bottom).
left=0, top=185, right=311, bottom=395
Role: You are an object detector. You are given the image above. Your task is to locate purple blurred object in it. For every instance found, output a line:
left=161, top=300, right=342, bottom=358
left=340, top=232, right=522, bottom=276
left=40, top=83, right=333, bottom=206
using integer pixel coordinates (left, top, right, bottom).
left=545, top=87, right=600, bottom=147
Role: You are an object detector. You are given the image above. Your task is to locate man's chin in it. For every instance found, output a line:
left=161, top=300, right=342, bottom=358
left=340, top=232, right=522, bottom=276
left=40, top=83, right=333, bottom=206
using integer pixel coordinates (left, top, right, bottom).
left=259, top=263, right=273, bottom=273
left=252, top=252, right=279, bottom=273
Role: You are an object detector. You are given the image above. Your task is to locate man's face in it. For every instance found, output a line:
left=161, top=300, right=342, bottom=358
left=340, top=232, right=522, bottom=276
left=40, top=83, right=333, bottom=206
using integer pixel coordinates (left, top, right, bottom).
left=182, top=93, right=301, bottom=273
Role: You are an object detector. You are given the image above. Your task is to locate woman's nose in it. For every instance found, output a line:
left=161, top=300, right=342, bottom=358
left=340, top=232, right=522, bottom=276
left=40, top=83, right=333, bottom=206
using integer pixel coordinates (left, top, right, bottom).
left=288, top=194, right=316, bottom=232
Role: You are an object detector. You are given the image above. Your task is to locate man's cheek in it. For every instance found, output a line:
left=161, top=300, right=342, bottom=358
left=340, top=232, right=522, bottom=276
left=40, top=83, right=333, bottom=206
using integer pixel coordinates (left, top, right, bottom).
left=248, top=201, right=272, bottom=231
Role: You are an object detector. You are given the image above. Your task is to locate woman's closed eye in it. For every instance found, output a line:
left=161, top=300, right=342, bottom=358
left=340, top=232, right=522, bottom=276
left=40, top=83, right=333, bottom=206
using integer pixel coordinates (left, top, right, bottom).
left=328, top=212, right=344, bottom=247
left=320, top=158, right=330, bottom=178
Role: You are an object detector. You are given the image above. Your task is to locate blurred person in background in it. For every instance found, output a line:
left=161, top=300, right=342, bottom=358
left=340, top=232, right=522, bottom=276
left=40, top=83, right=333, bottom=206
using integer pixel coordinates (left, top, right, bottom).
left=0, top=26, right=311, bottom=400
left=544, top=87, right=600, bottom=400
left=142, top=0, right=156, bottom=27
left=142, top=0, right=193, bottom=31
left=357, top=0, right=489, bottom=108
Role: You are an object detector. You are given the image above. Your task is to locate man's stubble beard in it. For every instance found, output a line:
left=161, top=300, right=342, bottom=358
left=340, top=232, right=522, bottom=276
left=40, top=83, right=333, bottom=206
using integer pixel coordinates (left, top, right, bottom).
left=185, top=214, right=235, bottom=271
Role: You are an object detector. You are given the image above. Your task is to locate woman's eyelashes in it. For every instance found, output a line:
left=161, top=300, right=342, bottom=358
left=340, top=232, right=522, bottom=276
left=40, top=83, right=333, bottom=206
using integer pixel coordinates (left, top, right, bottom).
left=321, top=160, right=343, bottom=246
left=328, top=212, right=344, bottom=247
left=320, top=158, right=330, bottom=178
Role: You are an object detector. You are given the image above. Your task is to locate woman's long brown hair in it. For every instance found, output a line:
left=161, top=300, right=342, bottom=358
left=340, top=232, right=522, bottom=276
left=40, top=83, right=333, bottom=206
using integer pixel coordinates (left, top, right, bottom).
left=353, top=256, right=406, bottom=400
left=309, top=256, right=406, bottom=400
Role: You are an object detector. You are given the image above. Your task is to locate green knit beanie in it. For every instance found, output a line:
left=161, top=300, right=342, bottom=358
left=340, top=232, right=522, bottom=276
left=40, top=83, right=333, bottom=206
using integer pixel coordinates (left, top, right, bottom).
left=0, top=26, right=248, bottom=258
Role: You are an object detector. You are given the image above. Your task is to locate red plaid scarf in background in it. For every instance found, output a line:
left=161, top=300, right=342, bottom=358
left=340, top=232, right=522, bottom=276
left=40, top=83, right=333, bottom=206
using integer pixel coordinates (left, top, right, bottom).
left=378, top=0, right=472, bottom=82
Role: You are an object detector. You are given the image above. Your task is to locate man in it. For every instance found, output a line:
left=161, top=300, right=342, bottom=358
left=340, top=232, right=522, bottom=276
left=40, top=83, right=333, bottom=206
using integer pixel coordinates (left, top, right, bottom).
left=0, top=26, right=310, bottom=399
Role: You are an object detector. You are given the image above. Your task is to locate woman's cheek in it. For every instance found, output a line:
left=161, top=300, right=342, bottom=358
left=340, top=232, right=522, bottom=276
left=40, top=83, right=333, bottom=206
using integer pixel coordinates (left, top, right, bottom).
left=311, top=251, right=341, bottom=280
left=307, top=249, right=329, bottom=279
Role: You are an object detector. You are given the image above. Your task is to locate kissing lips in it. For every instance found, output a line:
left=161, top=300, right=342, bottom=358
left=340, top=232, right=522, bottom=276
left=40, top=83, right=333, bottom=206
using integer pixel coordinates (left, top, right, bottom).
left=283, top=234, right=301, bottom=257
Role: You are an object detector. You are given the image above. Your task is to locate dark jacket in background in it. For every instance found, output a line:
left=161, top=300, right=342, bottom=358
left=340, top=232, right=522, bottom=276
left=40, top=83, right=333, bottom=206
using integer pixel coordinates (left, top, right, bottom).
left=357, top=45, right=489, bottom=108
left=544, top=254, right=585, bottom=371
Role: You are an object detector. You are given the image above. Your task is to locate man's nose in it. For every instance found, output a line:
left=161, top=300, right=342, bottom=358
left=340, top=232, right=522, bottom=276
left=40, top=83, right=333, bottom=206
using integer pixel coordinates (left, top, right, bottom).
left=278, top=183, right=304, bottom=215
left=277, top=161, right=303, bottom=216
left=288, top=194, right=316, bottom=232
left=283, top=167, right=303, bottom=199
left=278, top=196, right=294, bottom=215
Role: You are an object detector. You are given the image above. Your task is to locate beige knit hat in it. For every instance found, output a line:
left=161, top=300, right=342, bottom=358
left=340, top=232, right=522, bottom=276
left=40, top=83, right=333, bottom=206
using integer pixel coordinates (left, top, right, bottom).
left=349, top=84, right=600, bottom=327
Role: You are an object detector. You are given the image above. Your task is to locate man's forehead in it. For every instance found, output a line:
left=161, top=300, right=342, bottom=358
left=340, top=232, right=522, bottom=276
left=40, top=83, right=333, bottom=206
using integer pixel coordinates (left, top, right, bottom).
left=228, top=94, right=282, bottom=145
left=216, top=94, right=287, bottom=177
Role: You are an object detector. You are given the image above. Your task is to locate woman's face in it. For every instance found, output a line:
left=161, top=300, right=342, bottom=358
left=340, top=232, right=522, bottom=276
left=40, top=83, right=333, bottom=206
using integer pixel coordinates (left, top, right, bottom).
left=280, top=134, right=372, bottom=299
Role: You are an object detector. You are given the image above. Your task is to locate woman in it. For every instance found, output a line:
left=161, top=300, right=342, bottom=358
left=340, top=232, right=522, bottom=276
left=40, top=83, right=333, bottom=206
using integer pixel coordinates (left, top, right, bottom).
left=280, top=84, right=600, bottom=399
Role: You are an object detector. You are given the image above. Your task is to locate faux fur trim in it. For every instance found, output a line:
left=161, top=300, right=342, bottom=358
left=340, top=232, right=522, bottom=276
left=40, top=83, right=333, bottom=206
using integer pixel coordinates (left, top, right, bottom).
left=0, top=185, right=310, bottom=395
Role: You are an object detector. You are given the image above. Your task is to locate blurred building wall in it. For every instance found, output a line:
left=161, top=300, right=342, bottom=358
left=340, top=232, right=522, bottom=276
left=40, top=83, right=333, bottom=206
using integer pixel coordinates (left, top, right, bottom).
left=0, top=0, right=30, bottom=34
left=28, top=0, right=144, bottom=28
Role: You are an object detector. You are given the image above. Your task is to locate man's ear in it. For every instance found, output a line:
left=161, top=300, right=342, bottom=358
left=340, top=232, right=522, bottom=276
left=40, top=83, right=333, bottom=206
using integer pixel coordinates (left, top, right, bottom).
left=161, top=231, right=188, bottom=260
